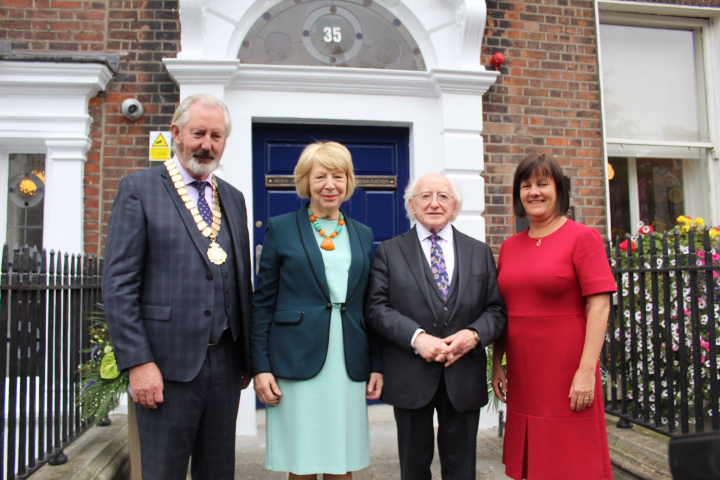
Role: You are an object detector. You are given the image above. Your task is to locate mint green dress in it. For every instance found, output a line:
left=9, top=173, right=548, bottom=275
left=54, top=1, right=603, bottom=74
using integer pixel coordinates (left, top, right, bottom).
left=265, top=218, right=370, bottom=475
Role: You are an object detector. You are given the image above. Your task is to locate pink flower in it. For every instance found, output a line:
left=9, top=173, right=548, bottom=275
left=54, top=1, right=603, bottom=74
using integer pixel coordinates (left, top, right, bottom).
left=697, top=251, right=705, bottom=258
left=700, top=339, right=710, bottom=350
left=713, top=254, right=720, bottom=261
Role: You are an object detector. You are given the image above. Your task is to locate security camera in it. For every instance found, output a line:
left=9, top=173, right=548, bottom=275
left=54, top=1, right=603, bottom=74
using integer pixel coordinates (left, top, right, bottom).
left=121, top=98, right=144, bottom=121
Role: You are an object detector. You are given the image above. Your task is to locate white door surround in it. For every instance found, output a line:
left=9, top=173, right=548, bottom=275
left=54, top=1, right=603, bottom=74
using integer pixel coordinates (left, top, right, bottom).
left=165, top=0, right=498, bottom=435
left=0, top=60, right=113, bottom=254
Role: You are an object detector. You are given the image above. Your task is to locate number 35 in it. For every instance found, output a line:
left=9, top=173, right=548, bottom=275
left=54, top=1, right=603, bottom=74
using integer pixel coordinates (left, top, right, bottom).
left=323, top=26, right=342, bottom=43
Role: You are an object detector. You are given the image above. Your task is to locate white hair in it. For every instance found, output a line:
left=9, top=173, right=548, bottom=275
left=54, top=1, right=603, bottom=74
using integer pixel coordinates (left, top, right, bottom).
left=171, top=94, right=232, bottom=153
left=403, top=174, right=463, bottom=223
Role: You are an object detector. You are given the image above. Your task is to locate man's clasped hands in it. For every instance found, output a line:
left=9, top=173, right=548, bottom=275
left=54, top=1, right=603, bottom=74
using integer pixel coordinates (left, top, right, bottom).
left=414, top=330, right=479, bottom=367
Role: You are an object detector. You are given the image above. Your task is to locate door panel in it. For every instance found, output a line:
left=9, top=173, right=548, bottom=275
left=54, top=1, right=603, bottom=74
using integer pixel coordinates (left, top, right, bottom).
left=252, top=123, right=410, bottom=254
left=252, top=123, right=409, bottom=407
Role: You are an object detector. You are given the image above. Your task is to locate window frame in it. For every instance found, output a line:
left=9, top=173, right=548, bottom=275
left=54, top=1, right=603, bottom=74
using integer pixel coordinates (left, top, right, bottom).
left=596, top=4, right=720, bottom=233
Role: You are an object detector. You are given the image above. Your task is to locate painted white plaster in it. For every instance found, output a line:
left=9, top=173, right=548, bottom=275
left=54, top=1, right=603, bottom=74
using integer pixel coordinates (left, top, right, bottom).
left=169, top=0, right=498, bottom=434
left=0, top=61, right=113, bottom=254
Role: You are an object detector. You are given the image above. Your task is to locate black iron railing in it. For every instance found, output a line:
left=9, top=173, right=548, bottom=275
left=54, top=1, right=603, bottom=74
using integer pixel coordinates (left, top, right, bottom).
left=1, top=244, right=102, bottom=480
left=603, top=229, right=720, bottom=436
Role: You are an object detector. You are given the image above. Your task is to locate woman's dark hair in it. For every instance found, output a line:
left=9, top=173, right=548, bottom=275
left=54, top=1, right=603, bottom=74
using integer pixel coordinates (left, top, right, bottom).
left=512, top=153, right=570, bottom=218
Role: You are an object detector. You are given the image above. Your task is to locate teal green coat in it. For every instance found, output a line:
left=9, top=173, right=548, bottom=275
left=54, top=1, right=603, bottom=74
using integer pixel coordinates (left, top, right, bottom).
left=250, top=205, right=381, bottom=381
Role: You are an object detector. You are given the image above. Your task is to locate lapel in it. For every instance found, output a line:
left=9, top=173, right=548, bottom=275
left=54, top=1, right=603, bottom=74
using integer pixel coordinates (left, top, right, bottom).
left=398, top=227, right=439, bottom=321
left=160, top=166, right=211, bottom=269
left=296, top=205, right=330, bottom=301
left=344, top=215, right=365, bottom=304
left=215, top=177, right=243, bottom=271
left=447, top=226, right=473, bottom=321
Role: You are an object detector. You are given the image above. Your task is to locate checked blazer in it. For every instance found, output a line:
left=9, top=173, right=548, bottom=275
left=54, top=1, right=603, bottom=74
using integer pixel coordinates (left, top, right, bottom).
left=102, top=163, right=252, bottom=382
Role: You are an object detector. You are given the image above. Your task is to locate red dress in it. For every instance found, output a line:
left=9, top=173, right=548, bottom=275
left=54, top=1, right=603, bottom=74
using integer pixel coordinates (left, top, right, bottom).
left=497, top=220, right=616, bottom=480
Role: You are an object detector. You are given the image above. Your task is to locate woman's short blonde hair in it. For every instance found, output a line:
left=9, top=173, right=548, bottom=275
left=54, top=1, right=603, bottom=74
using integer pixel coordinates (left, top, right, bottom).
left=294, top=142, right=356, bottom=200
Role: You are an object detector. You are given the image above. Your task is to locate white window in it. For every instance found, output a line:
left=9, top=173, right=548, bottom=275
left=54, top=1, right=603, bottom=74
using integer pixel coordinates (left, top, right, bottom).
left=599, top=10, right=718, bottom=236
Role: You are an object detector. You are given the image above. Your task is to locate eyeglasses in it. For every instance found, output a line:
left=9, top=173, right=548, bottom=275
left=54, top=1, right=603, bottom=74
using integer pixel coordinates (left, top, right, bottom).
left=413, top=191, right=454, bottom=204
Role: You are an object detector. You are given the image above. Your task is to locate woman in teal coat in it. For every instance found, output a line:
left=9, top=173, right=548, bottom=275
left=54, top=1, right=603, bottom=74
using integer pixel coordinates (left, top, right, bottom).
left=250, top=141, right=383, bottom=480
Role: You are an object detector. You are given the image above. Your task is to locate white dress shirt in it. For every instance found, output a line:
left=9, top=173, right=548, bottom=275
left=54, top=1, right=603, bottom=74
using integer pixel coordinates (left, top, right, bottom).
left=411, top=222, right=455, bottom=349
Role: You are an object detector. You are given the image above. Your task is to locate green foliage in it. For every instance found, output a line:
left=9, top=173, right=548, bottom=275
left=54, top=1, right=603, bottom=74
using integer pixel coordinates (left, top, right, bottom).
left=76, top=305, right=129, bottom=427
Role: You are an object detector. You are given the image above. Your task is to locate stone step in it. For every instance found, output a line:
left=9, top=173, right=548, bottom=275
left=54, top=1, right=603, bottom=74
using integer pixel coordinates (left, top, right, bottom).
left=606, top=414, right=671, bottom=480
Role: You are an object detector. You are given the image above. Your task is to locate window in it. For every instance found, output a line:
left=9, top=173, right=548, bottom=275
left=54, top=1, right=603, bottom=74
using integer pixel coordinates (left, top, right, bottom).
left=6, top=154, right=45, bottom=250
left=237, top=0, right=426, bottom=70
left=600, top=14, right=716, bottom=237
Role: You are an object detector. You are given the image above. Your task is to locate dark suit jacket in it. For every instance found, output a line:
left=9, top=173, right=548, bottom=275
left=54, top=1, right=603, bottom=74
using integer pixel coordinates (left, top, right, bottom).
left=102, top=164, right=252, bottom=383
left=365, top=226, right=506, bottom=412
left=250, top=205, right=381, bottom=381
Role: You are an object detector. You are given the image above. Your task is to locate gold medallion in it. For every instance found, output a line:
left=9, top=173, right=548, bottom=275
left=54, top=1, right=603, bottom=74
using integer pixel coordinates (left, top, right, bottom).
left=207, top=240, right=227, bottom=265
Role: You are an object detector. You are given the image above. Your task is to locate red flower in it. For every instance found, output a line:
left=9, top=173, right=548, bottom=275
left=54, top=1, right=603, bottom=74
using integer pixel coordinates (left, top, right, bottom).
left=638, top=225, right=654, bottom=234
left=619, top=240, right=636, bottom=252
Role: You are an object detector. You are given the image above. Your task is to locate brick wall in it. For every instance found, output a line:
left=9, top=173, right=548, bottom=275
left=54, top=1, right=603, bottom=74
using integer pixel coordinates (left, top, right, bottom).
left=0, top=0, right=180, bottom=255
left=481, top=0, right=605, bottom=254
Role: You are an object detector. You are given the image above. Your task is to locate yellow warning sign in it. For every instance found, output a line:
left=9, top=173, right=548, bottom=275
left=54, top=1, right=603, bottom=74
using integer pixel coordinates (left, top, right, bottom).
left=149, top=131, right=171, bottom=161
left=152, top=135, right=169, bottom=147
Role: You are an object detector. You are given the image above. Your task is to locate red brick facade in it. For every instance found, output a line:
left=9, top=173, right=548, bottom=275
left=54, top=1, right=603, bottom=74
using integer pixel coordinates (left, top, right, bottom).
left=481, top=0, right=605, bottom=254
left=0, top=0, right=180, bottom=255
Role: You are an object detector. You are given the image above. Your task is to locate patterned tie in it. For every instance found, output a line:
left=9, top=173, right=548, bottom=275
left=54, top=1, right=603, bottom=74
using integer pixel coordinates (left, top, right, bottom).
left=190, top=181, right=213, bottom=225
left=430, top=234, right=449, bottom=298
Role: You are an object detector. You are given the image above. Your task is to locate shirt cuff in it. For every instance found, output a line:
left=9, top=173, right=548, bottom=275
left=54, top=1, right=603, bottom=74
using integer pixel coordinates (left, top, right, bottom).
left=411, top=328, right=425, bottom=354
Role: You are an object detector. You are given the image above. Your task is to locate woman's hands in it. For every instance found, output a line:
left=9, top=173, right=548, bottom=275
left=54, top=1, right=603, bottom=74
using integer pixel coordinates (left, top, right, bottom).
left=366, top=372, right=384, bottom=400
left=254, top=372, right=282, bottom=406
left=569, top=366, right=595, bottom=411
left=491, top=358, right=507, bottom=403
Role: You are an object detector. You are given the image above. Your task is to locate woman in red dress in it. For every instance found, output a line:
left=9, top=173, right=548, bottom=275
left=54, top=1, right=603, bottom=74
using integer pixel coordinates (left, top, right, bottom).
left=492, top=153, right=616, bottom=480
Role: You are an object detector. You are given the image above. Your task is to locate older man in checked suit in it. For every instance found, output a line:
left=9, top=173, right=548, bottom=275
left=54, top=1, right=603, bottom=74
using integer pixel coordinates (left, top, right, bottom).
left=103, top=94, right=252, bottom=479
left=366, top=173, right=507, bottom=480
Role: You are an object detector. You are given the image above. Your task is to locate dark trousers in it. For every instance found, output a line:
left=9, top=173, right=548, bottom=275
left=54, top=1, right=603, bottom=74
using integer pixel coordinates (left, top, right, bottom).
left=393, top=374, right=481, bottom=480
left=135, top=341, right=243, bottom=480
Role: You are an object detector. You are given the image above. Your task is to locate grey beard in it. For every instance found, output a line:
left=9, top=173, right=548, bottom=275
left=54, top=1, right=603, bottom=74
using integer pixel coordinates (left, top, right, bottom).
left=182, top=155, right=219, bottom=177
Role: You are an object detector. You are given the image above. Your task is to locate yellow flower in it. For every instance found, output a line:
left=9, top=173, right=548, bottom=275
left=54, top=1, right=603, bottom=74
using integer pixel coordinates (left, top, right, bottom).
left=710, top=229, right=719, bottom=239
left=681, top=225, right=690, bottom=233
left=695, top=217, right=705, bottom=225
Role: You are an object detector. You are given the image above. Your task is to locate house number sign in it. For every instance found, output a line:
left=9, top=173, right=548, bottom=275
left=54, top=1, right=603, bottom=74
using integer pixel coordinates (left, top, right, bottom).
left=302, top=6, right=363, bottom=64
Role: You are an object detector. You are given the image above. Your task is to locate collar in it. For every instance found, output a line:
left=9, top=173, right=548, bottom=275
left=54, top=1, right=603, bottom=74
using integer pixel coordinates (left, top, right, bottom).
left=172, top=154, right=214, bottom=187
left=416, top=222, right=454, bottom=243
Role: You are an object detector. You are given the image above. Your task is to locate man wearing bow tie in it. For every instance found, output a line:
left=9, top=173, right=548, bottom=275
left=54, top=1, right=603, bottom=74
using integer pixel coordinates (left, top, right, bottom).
left=103, top=94, right=252, bottom=479
left=366, top=173, right=507, bottom=480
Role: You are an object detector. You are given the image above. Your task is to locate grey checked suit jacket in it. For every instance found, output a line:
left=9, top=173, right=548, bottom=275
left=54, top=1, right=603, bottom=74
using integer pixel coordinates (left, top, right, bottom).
left=102, top=164, right=252, bottom=382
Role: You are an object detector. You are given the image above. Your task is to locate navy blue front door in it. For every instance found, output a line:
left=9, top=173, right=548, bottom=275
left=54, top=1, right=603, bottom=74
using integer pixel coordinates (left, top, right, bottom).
left=252, top=123, right=410, bottom=257
left=252, top=123, right=409, bottom=407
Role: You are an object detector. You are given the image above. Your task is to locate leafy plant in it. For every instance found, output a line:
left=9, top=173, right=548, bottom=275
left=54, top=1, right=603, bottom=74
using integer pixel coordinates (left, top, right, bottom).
left=76, top=305, right=129, bottom=426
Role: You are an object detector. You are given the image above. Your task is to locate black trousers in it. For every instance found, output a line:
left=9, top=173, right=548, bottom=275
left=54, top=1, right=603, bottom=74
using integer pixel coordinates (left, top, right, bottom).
left=393, top=374, right=481, bottom=480
left=135, top=340, right=243, bottom=480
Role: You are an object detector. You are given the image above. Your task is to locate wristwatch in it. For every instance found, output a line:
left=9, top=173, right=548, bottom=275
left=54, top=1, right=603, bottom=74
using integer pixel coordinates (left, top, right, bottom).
left=472, top=329, right=479, bottom=346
